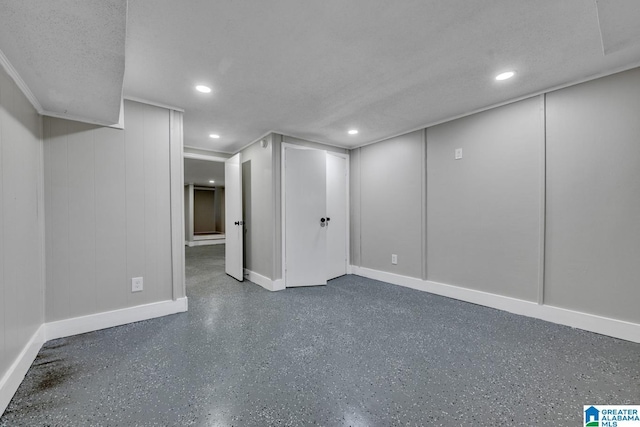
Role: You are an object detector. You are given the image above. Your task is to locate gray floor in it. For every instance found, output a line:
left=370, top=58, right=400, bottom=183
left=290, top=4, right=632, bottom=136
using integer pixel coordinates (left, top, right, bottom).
left=2, top=245, right=639, bottom=426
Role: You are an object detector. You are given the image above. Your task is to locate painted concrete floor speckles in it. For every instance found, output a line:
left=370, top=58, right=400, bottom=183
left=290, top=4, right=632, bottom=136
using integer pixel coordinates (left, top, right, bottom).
left=2, top=245, right=639, bottom=426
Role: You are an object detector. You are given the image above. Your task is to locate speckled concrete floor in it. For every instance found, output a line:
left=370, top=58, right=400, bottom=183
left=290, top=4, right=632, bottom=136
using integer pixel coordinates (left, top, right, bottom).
left=2, top=245, right=639, bottom=426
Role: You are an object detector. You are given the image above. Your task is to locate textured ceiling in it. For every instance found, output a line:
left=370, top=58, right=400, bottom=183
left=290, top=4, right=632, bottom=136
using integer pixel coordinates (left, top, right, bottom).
left=184, top=158, right=225, bottom=188
left=2, top=1, right=640, bottom=151
left=0, top=0, right=126, bottom=125
left=124, top=0, right=640, bottom=153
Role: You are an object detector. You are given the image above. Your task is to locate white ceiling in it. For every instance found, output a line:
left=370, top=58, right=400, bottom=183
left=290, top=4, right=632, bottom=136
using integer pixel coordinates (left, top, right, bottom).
left=123, top=0, right=640, bottom=153
left=0, top=1, right=126, bottom=125
left=184, top=158, right=225, bottom=188
left=1, top=1, right=640, bottom=152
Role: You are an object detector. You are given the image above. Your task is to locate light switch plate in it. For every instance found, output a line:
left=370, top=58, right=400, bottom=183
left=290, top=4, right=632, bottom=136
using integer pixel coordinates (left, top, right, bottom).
left=455, top=148, right=463, bottom=160
left=132, top=277, right=143, bottom=292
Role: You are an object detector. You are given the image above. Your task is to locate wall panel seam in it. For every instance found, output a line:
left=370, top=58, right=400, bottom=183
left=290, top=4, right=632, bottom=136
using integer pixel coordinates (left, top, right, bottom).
left=422, top=129, right=427, bottom=281
left=538, top=94, right=547, bottom=305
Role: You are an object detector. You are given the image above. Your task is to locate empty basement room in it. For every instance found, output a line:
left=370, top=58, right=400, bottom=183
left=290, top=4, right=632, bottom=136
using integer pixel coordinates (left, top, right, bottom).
left=1, top=1, right=640, bottom=426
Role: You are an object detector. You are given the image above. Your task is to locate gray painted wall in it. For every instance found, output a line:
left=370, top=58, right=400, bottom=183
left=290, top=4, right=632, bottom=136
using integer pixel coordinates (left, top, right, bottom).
left=353, top=68, right=640, bottom=325
left=545, top=68, right=640, bottom=323
left=427, top=97, right=544, bottom=301
left=193, top=189, right=216, bottom=233
left=44, top=100, right=173, bottom=322
left=214, top=187, right=225, bottom=233
left=356, top=130, right=425, bottom=278
left=0, top=67, right=45, bottom=384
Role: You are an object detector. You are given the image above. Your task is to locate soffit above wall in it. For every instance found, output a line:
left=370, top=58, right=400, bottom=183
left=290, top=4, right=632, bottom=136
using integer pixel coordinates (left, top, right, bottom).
left=596, top=0, right=640, bottom=55
left=0, top=0, right=126, bottom=125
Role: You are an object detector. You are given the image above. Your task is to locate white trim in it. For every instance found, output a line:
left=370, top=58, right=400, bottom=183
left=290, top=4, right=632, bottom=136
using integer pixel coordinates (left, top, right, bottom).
left=169, top=111, right=186, bottom=300
left=183, top=152, right=228, bottom=163
left=45, top=298, right=188, bottom=342
left=351, top=266, right=640, bottom=343
left=123, top=96, right=185, bottom=113
left=0, top=48, right=43, bottom=113
left=184, top=145, right=233, bottom=156
left=0, top=325, right=46, bottom=415
left=326, top=150, right=351, bottom=278
left=243, top=269, right=285, bottom=292
left=280, top=143, right=288, bottom=285
left=186, top=239, right=225, bottom=247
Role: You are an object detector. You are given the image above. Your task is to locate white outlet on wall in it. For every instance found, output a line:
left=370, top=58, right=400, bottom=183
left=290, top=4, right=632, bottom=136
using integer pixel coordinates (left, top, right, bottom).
left=391, top=254, right=398, bottom=265
left=455, top=148, right=463, bottom=160
left=132, top=277, right=143, bottom=292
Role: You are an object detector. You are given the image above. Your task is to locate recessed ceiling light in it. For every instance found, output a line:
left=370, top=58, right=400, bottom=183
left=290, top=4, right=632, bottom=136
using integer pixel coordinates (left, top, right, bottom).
left=209, top=134, right=220, bottom=139
left=209, top=180, right=215, bottom=183
left=348, top=129, right=359, bottom=135
left=495, top=71, right=515, bottom=81
left=196, top=85, right=212, bottom=93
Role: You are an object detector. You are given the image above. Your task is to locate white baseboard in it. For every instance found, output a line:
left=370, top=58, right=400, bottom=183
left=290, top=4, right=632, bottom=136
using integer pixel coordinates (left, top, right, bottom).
left=272, top=279, right=285, bottom=291
left=350, top=266, right=640, bottom=343
left=0, top=324, right=45, bottom=415
left=243, top=269, right=285, bottom=292
left=186, top=239, right=225, bottom=247
left=45, top=297, right=189, bottom=341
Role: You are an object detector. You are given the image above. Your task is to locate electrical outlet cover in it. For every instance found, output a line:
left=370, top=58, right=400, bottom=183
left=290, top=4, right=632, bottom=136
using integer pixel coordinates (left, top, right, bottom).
left=132, top=277, right=143, bottom=292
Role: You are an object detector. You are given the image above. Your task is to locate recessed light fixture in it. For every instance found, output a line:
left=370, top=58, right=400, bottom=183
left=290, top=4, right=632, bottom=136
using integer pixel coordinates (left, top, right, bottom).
left=209, top=134, right=220, bottom=139
left=348, top=129, right=359, bottom=135
left=196, top=85, right=212, bottom=93
left=495, top=71, right=515, bottom=81
left=209, top=180, right=215, bottom=183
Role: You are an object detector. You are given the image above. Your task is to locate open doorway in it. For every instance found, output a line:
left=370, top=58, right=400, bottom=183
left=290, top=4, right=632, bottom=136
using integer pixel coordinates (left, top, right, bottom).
left=184, top=156, right=226, bottom=247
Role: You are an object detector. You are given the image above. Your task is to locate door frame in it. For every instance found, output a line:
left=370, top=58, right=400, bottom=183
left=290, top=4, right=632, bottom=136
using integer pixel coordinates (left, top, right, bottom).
left=280, top=142, right=350, bottom=286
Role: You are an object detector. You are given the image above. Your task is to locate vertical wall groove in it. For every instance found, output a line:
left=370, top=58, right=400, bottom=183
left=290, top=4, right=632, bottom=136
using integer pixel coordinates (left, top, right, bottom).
left=538, top=94, right=547, bottom=305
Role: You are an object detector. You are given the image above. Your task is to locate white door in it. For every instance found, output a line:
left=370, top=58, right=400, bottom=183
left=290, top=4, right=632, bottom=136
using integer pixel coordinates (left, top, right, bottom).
left=326, top=153, right=348, bottom=280
left=284, top=147, right=327, bottom=287
left=225, top=153, right=243, bottom=281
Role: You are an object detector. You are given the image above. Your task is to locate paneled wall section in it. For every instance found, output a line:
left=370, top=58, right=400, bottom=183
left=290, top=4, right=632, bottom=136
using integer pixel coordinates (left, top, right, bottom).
left=351, top=67, right=640, bottom=325
left=44, top=100, right=173, bottom=322
left=0, top=67, right=45, bottom=386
